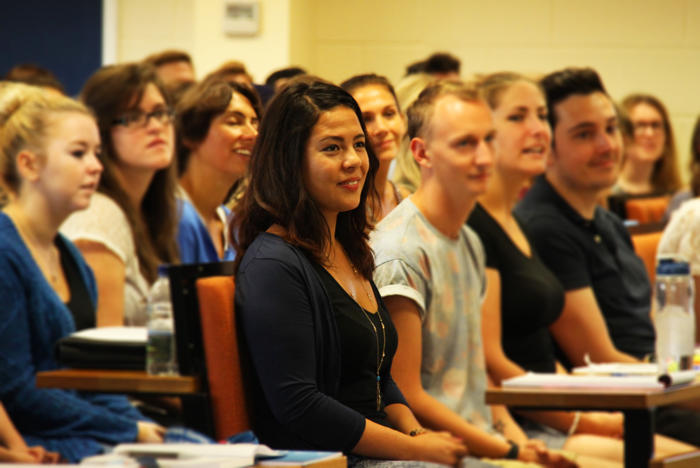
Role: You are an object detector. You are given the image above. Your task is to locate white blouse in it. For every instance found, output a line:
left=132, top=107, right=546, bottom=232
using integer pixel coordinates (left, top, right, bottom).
left=658, top=198, right=700, bottom=275
left=60, top=192, right=150, bottom=325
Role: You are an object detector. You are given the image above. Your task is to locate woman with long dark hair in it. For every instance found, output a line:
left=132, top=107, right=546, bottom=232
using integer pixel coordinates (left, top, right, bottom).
left=62, top=63, right=179, bottom=326
left=232, top=78, right=466, bottom=466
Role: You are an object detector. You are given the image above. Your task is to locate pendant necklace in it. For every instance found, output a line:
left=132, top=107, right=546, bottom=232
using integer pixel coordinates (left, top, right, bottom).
left=353, top=265, right=386, bottom=411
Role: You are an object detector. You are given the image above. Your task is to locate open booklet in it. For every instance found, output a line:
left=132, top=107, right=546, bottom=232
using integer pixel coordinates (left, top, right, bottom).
left=81, top=443, right=344, bottom=468
left=503, top=365, right=697, bottom=390
left=110, top=443, right=279, bottom=467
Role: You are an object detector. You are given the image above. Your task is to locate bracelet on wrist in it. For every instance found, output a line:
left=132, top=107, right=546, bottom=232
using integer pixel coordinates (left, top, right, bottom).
left=409, top=428, right=428, bottom=437
left=568, top=411, right=582, bottom=436
left=504, top=440, right=519, bottom=460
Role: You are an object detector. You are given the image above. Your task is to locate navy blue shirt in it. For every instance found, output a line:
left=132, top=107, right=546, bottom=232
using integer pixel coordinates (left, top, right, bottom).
left=515, top=176, right=655, bottom=360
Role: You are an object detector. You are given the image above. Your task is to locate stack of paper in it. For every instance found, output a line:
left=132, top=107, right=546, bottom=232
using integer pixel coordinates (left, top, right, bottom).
left=103, top=443, right=344, bottom=468
left=502, top=372, right=667, bottom=389
left=502, top=365, right=697, bottom=389
left=111, top=443, right=281, bottom=468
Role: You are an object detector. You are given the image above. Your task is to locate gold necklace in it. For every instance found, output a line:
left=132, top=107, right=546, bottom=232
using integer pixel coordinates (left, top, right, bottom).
left=353, top=264, right=386, bottom=412
left=13, top=218, right=61, bottom=284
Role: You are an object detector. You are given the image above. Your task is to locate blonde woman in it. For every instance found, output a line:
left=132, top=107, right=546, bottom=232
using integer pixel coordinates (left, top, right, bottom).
left=0, top=83, right=162, bottom=463
left=341, top=74, right=407, bottom=221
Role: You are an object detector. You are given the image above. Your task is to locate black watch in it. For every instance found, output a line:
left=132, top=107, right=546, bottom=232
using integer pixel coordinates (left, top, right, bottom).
left=504, top=440, right=519, bottom=460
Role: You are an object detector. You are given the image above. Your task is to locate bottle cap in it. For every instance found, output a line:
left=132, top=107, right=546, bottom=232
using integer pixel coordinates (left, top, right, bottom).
left=656, top=258, right=691, bottom=276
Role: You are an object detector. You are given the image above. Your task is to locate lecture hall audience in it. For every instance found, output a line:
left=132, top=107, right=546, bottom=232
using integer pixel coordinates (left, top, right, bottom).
left=2, top=43, right=699, bottom=465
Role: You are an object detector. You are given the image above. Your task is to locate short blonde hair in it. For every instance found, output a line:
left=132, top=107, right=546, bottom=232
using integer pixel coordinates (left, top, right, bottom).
left=406, top=80, right=481, bottom=140
left=476, top=72, right=543, bottom=111
left=0, top=82, right=90, bottom=192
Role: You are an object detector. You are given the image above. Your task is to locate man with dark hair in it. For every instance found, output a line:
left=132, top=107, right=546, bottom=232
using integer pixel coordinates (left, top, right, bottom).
left=405, top=52, right=460, bottom=79
left=143, top=49, right=196, bottom=88
left=265, top=66, right=306, bottom=91
left=3, top=64, right=64, bottom=95
left=518, top=67, right=649, bottom=365
left=515, top=66, right=700, bottom=446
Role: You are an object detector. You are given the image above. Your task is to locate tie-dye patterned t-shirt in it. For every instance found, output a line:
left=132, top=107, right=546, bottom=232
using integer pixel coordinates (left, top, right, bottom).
left=371, top=198, right=492, bottom=433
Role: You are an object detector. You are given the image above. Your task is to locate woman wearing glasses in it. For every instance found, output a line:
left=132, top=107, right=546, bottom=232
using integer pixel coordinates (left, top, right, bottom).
left=613, top=94, right=681, bottom=196
left=62, top=63, right=179, bottom=327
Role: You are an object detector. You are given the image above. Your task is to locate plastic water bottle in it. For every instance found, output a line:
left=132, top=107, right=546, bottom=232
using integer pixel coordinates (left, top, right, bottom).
left=654, top=257, right=695, bottom=374
left=146, top=265, right=178, bottom=375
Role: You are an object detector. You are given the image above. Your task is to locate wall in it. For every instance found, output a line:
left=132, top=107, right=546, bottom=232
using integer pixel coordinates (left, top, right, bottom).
left=303, top=0, right=700, bottom=180
left=117, top=0, right=290, bottom=82
left=117, top=0, right=700, bottom=178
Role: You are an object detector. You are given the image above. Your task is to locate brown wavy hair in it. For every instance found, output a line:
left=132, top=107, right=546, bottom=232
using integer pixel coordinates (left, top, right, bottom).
left=231, top=78, right=378, bottom=279
left=80, top=62, right=179, bottom=283
left=175, top=79, right=261, bottom=176
left=621, top=94, right=681, bottom=193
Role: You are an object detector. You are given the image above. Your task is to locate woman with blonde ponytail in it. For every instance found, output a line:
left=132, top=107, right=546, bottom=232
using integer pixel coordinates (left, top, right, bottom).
left=0, top=83, right=162, bottom=463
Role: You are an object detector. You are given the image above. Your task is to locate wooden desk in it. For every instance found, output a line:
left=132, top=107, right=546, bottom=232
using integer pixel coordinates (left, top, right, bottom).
left=36, top=369, right=213, bottom=435
left=36, top=369, right=201, bottom=394
left=486, top=378, right=700, bottom=468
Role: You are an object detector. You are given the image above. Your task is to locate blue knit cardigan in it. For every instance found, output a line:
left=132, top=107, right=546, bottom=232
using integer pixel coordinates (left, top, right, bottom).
left=0, top=213, right=145, bottom=462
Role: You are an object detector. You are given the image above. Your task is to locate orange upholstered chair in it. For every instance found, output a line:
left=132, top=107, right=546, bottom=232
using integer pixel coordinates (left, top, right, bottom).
left=629, top=223, right=665, bottom=285
left=196, top=275, right=250, bottom=440
left=625, top=195, right=671, bottom=224
left=169, top=262, right=236, bottom=437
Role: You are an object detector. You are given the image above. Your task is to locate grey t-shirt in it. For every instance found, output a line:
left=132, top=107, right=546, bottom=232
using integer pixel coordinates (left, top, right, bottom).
left=371, top=198, right=493, bottom=433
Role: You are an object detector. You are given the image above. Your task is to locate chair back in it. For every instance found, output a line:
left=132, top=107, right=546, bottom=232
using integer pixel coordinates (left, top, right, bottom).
left=168, top=261, right=236, bottom=437
left=625, top=195, right=671, bottom=224
left=196, top=275, right=250, bottom=439
left=629, top=222, right=665, bottom=285
left=169, top=262, right=236, bottom=377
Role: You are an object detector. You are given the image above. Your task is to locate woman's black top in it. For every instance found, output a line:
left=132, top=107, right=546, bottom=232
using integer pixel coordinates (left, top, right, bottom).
left=311, top=262, right=397, bottom=428
left=468, top=203, right=563, bottom=373
left=58, top=239, right=95, bottom=330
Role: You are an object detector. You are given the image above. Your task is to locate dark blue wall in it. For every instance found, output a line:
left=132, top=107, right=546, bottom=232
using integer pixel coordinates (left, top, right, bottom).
left=0, top=0, right=103, bottom=97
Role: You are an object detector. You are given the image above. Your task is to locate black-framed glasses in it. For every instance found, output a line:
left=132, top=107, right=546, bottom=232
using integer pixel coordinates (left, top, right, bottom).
left=112, top=108, right=175, bottom=129
left=633, top=120, right=664, bottom=134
